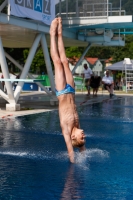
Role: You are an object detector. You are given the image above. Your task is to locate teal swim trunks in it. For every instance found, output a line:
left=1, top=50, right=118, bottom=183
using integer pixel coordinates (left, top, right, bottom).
left=56, top=84, right=75, bottom=97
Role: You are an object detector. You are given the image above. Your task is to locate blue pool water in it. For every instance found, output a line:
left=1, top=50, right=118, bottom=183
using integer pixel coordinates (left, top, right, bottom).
left=0, top=97, right=133, bottom=200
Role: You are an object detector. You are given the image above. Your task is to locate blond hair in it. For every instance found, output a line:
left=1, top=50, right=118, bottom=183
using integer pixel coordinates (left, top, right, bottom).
left=72, top=138, right=85, bottom=148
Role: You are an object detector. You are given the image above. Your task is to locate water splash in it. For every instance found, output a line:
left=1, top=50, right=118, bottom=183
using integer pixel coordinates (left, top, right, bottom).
left=0, top=151, right=53, bottom=160
left=75, top=148, right=109, bottom=165
left=0, top=148, right=109, bottom=166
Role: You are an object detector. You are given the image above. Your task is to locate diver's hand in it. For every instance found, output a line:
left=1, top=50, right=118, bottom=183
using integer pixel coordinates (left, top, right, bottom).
left=69, top=152, right=75, bottom=163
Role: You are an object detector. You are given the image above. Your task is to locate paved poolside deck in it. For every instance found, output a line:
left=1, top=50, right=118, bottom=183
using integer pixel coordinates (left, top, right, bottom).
left=0, top=91, right=132, bottom=119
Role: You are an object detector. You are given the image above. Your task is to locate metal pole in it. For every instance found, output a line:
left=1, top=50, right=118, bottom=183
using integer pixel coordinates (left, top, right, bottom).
left=93, top=4, right=94, bottom=16
left=41, top=34, right=55, bottom=94
left=59, top=0, right=61, bottom=16
left=120, top=0, right=122, bottom=16
left=125, top=63, right=127, bottom=93
left=76, top=0, right=78, bottom=17
left=66, top=0, right=68, bottom=18
left=72, top=43, right=92, bottom=75
left=14, top=34, right=42, bottom=102
left=110, top=3, right=112, bottom=16
left=107, top=0, right=109, bottom=20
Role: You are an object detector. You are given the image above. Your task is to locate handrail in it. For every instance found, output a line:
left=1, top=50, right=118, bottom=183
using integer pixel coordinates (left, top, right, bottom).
left=57, top=10, right=126, bottom=18
left=0, top=79, right=45, bottom=82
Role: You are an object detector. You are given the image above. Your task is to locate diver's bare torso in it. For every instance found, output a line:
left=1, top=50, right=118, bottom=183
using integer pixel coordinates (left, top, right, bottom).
left=58, top=93, right=79, bottom=134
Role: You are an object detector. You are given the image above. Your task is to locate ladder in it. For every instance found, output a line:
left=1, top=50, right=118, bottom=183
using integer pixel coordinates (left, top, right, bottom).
left=124, top=59, right=133, bottom=93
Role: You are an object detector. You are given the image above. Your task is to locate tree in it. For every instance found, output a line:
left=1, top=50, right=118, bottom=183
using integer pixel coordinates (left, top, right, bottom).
left=23, top=49, right=47, bottom=74
left=65, top=47, right=84, bottom=58
left=112, top=35, right=133, bottom=62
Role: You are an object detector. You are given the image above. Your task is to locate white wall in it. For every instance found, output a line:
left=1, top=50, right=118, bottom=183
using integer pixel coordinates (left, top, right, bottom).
left=69, top=59, right=103, bottom=76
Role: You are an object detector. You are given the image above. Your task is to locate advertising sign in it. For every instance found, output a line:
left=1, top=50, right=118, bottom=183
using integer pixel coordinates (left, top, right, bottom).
left=10, top=0, right=55, bottom=25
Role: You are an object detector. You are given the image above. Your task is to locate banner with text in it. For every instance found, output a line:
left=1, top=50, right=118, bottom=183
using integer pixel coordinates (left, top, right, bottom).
left=10, top=0, right=55, bottom=25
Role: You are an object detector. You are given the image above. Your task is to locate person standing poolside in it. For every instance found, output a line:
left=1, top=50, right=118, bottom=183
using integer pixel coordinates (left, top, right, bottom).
left=82, top=64, right=93, bottom=95
left=90, top=73, right=101, bottom=96
left=50, top=18, right=86, bottom=163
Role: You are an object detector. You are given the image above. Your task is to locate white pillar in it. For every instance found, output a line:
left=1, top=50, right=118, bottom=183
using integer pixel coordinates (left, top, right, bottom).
left=0, top=90, right=9, bottom=102
left=14, top=34, right=42, bottom=102
left=72, top=44, right=92, bottom=74
left=41, top=34, right=55, bottom=94
left=5, top=52, right=52, bottom=96
left=0, top=37, right=15, bottom=104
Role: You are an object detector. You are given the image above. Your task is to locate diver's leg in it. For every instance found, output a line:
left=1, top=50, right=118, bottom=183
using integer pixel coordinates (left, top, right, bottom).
left=57, top=17, right=74, bottom=88
left=50, top=18, right=66, bottom=91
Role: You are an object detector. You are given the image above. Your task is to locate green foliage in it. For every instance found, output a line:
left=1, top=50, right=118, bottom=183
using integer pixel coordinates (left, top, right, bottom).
left=5, top=35, right=133, bottom=74
left=111, top=35, right=133, bottom=62
left=116, top=72, right=124, bottom=79
left=65, top=35, right=133, bottom=65
left=65, top=47, right=83, bottom=58
left=23, top=49, right=46, bottom=74
left=86, top=46, right=114, bottom=60
left=110, top=0, right=133, bottom=15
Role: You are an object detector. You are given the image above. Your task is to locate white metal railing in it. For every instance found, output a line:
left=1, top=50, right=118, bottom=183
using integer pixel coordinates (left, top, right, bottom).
left=59, top=10, right=126, bottom=18
left=56, top=0, right=125, bottom=18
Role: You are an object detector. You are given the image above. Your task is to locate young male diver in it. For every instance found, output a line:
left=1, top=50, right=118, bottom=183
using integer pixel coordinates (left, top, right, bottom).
left=50, top=17, right=86, bottom=163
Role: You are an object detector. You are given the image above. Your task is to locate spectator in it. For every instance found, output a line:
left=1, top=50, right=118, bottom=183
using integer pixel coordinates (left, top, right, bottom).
left=90, top=73, right=101, bottom=96
left=102, top=70, right=115, bottom=98
left=0, top=74, right=4, bottom=91
left=1, top=74, right=5, bottom=90
left=82, top=63, right=93, bottom=95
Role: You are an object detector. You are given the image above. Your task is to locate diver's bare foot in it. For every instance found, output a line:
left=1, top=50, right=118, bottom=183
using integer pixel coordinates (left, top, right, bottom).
left=58, top=17, right=62, bottom=36
left=50, top=18, right=58, bottom=36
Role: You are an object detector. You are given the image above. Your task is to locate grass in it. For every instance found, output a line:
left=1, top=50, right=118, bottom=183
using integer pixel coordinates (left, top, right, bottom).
left=21, top=107, right=34, bottom=110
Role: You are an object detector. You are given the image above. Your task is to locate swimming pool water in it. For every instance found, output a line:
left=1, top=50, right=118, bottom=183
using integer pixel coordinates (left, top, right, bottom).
left=0, top=97, right=133, bottom=200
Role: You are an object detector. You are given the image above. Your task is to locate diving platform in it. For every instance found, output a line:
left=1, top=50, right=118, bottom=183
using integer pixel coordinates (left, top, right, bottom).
left=0, top=0, right=133, bottom=110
